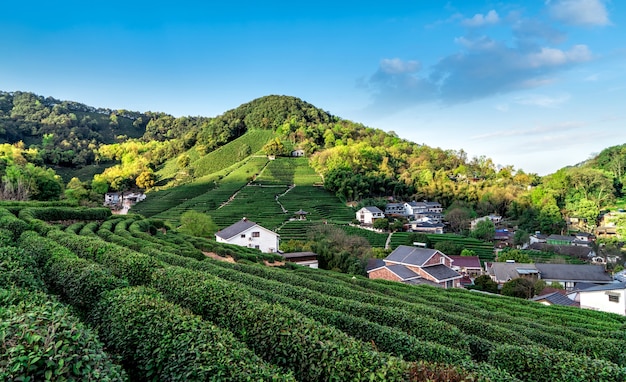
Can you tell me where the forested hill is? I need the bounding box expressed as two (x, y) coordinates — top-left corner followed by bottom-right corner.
(1, 90), (625, 240)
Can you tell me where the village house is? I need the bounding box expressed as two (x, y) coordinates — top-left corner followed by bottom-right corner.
(280, 251), (318, 268)
(470, 214), (502, 230)
(104, 191), (146, 214)
(367, 245), (462, 288)
(579, 282), (626, 316)
(355, 206), (384, 224)
(408, 220), (444, 234)
(448, 255), (483, 277)
(485, 262), (614, 291)
(215, 218), (279, 253)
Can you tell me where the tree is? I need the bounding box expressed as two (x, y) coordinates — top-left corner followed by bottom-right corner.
(445, 207), (472, 234)
(434, 241), (463, 256)
(501, 278), (534, 299)
(263, 138), (285, 156)
(534, 279), (547, 295)
(473, 275), (498, 293)
(405, 233), (431, 248)
(177, 210), (217, 238)
(373, 218), (389, 230)
(136, 171), (156, 190)
(497, 249), (533, 263)
(470, 219), (495, 242)
(460, 248), (475, 257)
(513, 229), (529, 247)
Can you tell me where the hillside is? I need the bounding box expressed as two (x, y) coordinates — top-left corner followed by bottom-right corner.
(2, 204), (626, 381)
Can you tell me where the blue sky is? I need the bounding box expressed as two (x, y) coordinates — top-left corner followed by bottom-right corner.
(2, 0), (625, 175)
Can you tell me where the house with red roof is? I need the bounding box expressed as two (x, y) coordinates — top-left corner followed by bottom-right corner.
(367, 245), (462, 288)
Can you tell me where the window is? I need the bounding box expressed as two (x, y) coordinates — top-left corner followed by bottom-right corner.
(240, 234), (246, 238)
(252, 231), (260, 238)
(255, 245), (260, 250)
(608, 294), (620, 303)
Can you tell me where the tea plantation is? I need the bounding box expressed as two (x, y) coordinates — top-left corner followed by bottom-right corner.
(2, 203), (626, 381)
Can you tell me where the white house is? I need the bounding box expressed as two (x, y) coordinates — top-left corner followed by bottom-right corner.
(579, 282), (626, 316)
(215, 218), (279, 253)
(356, 206), (384, 224)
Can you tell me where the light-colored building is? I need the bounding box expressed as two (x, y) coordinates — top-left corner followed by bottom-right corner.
(215, 218), (279, 253)
(470, 214), (502, 230)
(280, 251), (318, 268)
(579, 282), (626, 316)
(356, 206), (384, 224)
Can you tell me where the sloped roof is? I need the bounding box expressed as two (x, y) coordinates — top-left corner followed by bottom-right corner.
(366, 258), (386, 272)
(528, 243), (593, 258)
(385, 245), (440, 267)
(578, 281), (626, 292)
(487, 262), (538, 282)
(281, 251), (317, 259)
(547, 234), (574, 242)
(362, 206), (384, 214)
(532, 292), (578, 306)
(421, 264), (462, 282)
(215, 218), (276, 240)
(449, 255), (481, 269)
(535, 263), (613, 283)
(386, 264), (420, 281)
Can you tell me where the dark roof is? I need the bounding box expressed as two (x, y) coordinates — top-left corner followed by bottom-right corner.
(362, 206), (384, 214)
(421, 264), (461, 282)
(547, 234), (574, 242)
(366, 258), (386, 272)
(386, 265), (420, 281)
(412, 221), (444, 228)
(294, 209), (308, 215)
(579, 282), (626, 292)
(535, 263), (614, 283)
(528, 243), (593, 258)
(571, 282), (601, 292)
(215, 219), (261, 240)
(385, 245), (440, 267)
(532, 292), (578, 306)
(449, 255), (482, 269)
(281, 251), (317, 259)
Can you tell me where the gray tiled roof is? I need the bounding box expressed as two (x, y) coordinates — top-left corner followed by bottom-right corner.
(386, 265), (420, 281)
(366, 258), (386, 272)
(578, 281), (626, 292)
(281, 251), (317, 259)
(547, 234), (574, 242)
(215, 219), (258, 240)
(421, 264), (461, 282)
(385, 245), (439, 266)
(363, 206), (384, 213)
(535, 263), (614, 283)
(487, 262), (538, 282)
(532, 292), (577, 306)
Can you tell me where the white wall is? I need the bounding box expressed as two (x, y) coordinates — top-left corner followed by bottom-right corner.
(216, 225), (279, 253)
(580, 289), (626, 316)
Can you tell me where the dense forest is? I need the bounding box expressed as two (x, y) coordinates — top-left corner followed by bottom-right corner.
(1, 90), (625, 239)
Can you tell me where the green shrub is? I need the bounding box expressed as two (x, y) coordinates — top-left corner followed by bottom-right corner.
(92, 286), (294, 381)
(0, 246), (46, 291)
(0, 288), (126, 381)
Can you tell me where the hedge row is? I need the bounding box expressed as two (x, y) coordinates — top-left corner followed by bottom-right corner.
(0, 245), (46, 291)
(0, 288), (126, 381)
(149, 266), (412, 381)
(18, 231), (129, 313)
(47, 230), (161, 286)
(151, 251), (468, 352)
(489, 344), (626, 382)
(18, 206), (112, 222)
(92, 286), (295, 381)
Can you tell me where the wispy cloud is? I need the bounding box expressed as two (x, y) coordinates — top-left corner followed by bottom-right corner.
(470, 121), (585, 140)
(462, 10), (500, 27)
(547, 0), (611, 26)
(514, 93), (571, 107)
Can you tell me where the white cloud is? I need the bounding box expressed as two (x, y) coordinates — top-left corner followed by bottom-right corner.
(547, 0), (611, 26)
(525, 45), (591, 68)
(470, 121), (584, 139)
(454, 36), (496, 50)
(379, 58), (421, 74)
(514, 93), (571, 107)
(462, 10), (500, 27)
